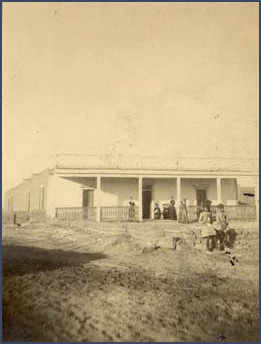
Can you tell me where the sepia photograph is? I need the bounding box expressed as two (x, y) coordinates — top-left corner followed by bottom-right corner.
(2, 2), (259, 342)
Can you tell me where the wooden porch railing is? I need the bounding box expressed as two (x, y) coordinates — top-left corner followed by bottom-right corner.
(56, 207), (97, 222)
(188, 205), (256, 222)
(2, 205), (256, 224)
(101, 206), (139, 222)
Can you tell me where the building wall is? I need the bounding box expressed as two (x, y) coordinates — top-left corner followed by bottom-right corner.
(98, 178), (139, 206)
(221, 179), (237, 204)
(4, 169), (50, 212)
(54, 177), (139, 208)
(31, 170), (50, 210)
(4, 181), (29, 212)
(237, 176), (259, 206)
(152, 179), (177, 207)
(54, 176), (83, 208)
(180, 178), (237, 205)
(180, 178), (217, 205)
(54, 176), (99, 209)
(54, 176), (139, 208)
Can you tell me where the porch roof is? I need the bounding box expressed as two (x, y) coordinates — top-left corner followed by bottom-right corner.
(55, 154), (258, 173)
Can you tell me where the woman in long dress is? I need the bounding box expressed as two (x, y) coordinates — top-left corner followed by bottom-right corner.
(178, 199), (189, 224)
(169, 197), (177, 220)
(128, 197), (136, 221)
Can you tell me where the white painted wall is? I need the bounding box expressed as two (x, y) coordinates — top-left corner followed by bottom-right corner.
(180, 178), (217, 205)
(4, 169), (50, 212)
(98, 178), (139, 206)
(54, 177), (139, 208)
(55, 176), (83, 208)
(221, 178), (237, 204)
(180, 178), (237, 205)
(152, 179), (177, 208)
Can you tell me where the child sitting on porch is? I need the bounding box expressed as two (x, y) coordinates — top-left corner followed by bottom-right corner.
(199, 206), (216, 252)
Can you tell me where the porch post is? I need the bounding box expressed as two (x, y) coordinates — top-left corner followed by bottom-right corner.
(177, 177), (181, 215)
(96, 176), (101, 222)
(138, 176), (143, 222)
(235, 178), (239, 201)
(217, 177), (222, 203)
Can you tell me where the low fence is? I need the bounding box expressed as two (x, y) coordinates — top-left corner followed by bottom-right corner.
(187, 206), (198, 221)
(223, 205), (256, 221)
(2, 205), (256, 224)
(2, 210), (46, 224)
(56, 207), (97, 222)
(188, 205), (256, 222)
(55, 206), (139, 222)
(101, 206), (139, 222)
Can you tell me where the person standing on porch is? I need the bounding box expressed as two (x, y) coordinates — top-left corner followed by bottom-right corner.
(128, 197), (136, 221)
(169, 197), (177, 220)
(178, 199), (189, 224)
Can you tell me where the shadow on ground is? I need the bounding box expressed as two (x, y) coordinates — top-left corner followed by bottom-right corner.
(2, 244), (107, 277)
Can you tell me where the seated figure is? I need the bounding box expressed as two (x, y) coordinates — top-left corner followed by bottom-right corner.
(154, 203), (161, 220)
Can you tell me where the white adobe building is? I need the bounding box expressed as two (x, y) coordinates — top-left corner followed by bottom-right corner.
(4, 154), (259, 222)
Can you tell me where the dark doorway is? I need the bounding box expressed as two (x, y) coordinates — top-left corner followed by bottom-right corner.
(142, 186), (152, 219)
(196, 189), (207, 206)
(82, 189), (94, 207)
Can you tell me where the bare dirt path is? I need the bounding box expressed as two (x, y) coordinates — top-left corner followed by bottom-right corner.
(2, 221), (259, 342)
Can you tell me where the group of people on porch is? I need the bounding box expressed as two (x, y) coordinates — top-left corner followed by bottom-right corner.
(153, 197), (190, 223)
(128, 196), (204, 223)
(153, 197), (178, 220)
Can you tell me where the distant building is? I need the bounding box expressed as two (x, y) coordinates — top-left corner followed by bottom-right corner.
(4, 155), (259, 221)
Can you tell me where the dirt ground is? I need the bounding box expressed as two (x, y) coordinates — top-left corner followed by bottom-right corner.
(2, 220), (259, 342)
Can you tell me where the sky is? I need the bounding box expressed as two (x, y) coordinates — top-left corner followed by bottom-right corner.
(2, 2), (259, 196)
